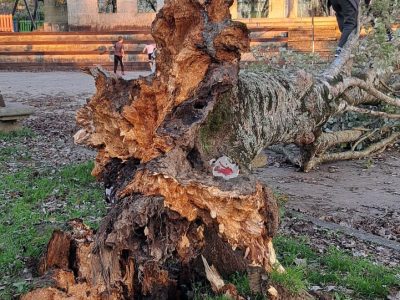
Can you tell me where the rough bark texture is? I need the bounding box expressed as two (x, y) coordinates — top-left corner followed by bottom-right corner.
(23, 0), (400, 299)
(23, 1), (282, 299)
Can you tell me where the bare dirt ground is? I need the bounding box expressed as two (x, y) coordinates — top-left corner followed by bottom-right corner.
(1, 71), (399, 268)
(260, 149), (400, 266)
(261, 150), (400, 241)
(0, 71), (148, 170)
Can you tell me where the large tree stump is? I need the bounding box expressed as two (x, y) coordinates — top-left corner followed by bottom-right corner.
(23, 1), (281, 299)
(23, 0), (400, 299)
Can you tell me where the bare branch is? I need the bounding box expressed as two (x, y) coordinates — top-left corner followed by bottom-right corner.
(303, 126), (395, 171)
(302, 130), (365, 171)
(334, 77), (400, 107)
(346, 105), (400, 119)
(304, 132), (400, 172)
(380, 80), (398, 94)
(351, 129), (379, 151)
(321, 31), (359, 80)
(342, 91), (380, 106)
(311, 130), (365, 154)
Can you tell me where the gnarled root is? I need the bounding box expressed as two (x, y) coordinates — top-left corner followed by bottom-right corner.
(303, 131), (399, 172)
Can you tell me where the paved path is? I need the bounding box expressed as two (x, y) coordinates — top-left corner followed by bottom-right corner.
(0, 71), (150, 99)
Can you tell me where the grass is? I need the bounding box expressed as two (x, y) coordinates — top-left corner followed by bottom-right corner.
(0, 130), (106, 299)
(197, 235), (399, 299)
(0, 128), (35, 142)
(0, 129), (34, 164)
(273, 235), (400, 299)
(273, 192), (289, 219)
(193, 273), (266, 300)
(270, 266), (307, 294)
(320, 248), (399, 296)
(269, 235), (313, 295)
(229, 272), (252, 296)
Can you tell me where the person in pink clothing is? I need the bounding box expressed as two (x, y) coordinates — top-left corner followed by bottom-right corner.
(114, 36), (125, 76)
(143, 44), (157, 72)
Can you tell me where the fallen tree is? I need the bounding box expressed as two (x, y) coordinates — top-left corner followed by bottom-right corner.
(23, 0), (400, 299)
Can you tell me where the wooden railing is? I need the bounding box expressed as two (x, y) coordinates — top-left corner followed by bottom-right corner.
(18, 20), (45, 32)
(0, 15), (13, 32)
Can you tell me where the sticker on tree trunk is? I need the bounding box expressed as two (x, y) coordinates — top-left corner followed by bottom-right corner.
(210, 156), (239, 180)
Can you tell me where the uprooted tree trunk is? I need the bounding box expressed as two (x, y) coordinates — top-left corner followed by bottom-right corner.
(23, 0), (400, 299)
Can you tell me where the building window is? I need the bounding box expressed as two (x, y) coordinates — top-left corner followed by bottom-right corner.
(298, 0), (331, 17)
(238, 0), (269, 18)
(99, 0), (117, 13)
(54, 0), (67, 6)
(138, 0), (157, 13)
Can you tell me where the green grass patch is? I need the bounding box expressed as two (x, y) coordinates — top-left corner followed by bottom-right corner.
(0, 145), (31, 163)
(273, 235), (400, 299)
(0, 128), (35, 142)
(273, 192), (289, 218)
(229, 272), (252, 296)
(0, 129), (34, 168)
(197, 295), (231, 300)
(174, 220), (398, 299)
(274, 235), (317, 266)
(192, 272), (266, 300)
(321, 248), (399, 297)
(0, 160), (106, 299)
(270, 266), (307, 294)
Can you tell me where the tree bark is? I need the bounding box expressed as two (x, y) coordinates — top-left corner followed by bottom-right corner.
(23, 0), (400, 299)
(23, 1), (281, 299)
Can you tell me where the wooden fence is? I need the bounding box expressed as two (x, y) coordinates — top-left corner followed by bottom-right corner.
(0, 14), (13, 32)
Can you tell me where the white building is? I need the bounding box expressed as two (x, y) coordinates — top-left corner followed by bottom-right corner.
(44, 0), (331, 31)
